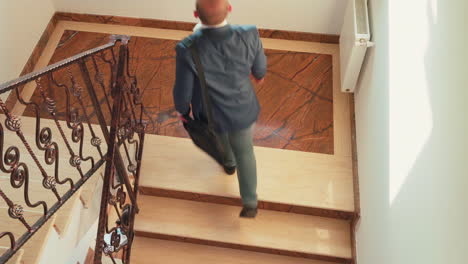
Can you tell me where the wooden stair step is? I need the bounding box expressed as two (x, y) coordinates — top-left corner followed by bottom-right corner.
(53, 188), (83, 237)
(102, 256), (123, 264)
(20, 215), (56, 264)
(0, 248), (23, 264)
(77, 174), (104, 241)
(132, 237), (339, 264)
(79, 171), (103, 209)
(0, 207), (56, 263)
(0, 208), (43, 248)
(135, 195), (352, 262)
(139, 134), (354, 218)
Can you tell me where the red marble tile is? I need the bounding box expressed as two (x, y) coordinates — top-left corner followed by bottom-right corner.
(17, 30), (334, 154)
(258, 28), (340, 44)
(252, 127), (291, 149)
(158, 124), (188, 139)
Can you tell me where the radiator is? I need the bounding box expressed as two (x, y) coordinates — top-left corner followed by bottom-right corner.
(340, 0), (373, 93)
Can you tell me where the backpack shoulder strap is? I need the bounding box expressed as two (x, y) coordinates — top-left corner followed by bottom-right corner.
(184, 38), (216, 130)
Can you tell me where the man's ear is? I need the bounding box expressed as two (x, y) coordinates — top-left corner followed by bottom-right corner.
(194, 10), (199, 18)
(228, 4), (232, 12)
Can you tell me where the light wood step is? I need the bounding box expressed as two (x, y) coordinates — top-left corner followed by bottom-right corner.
(53, 188), (83, 237)
(102, 256), (123, 264)
(0, 248), (23, 264)
(79, 171), (102, 209)
(139, 134), (354, 218)
(51, 168), (105, 240)
(135, 195), (352, 262)
(0, 208), (43, 249)
(132, 237), (339, 264)
(0, 214), (57, 264)
(21, 215), (56, 264)
(77, 173), (103, 243)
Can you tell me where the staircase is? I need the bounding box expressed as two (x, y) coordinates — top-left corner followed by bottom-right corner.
(130, 134), (355, 263)
(0, 30), (357, 263)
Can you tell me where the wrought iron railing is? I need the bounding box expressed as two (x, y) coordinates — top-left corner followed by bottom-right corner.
(0, 35), (147, 264)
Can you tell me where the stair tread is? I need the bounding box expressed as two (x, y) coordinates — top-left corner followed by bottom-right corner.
(140, 134), (354, 212)
(135, 195), (352, 259)
(80, 170), (102, 208)
(0, 248), (23, 264)
(53, 188), (82, 237)
(132, 237), (337, 264)
(0, 208), (43, 248)
(21, 215), (56, 264)
(0, 213), (56, 264)
(0, 207), (55, 263)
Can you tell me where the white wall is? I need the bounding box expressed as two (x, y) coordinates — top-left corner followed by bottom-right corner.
(353, 0), (389, 261)
(52, 0), (347, 35)
(0, 0), (55, 84)
(355, 0), (468, 263)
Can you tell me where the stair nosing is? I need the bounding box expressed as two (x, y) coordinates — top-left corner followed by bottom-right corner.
(135, 195), (353, 262)
(139, 186), (356, 220)
(139, 133), (355, 215)
(134, 231), (352, 263)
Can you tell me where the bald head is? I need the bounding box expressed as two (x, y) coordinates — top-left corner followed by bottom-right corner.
(196, 0), (230, 26)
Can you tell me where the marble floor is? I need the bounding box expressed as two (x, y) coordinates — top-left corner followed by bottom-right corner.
(10, 22), (346, 155)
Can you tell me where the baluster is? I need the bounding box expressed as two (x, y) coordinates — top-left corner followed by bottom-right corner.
(0, 188), (31, 231)
(15, 78), (75, 191)
(78, 49), (138, 214)
(91, 54), (113, 114)
(50, 71), (104, 159)
(94, 40), (129, 264)
(0, 98), (61, 202)
(36, 78), (90, 180)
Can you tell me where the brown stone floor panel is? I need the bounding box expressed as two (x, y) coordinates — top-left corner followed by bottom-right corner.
(14, 30), (334, 154)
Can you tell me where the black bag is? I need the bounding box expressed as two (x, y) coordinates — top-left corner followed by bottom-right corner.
(181, 38), (225, 166)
